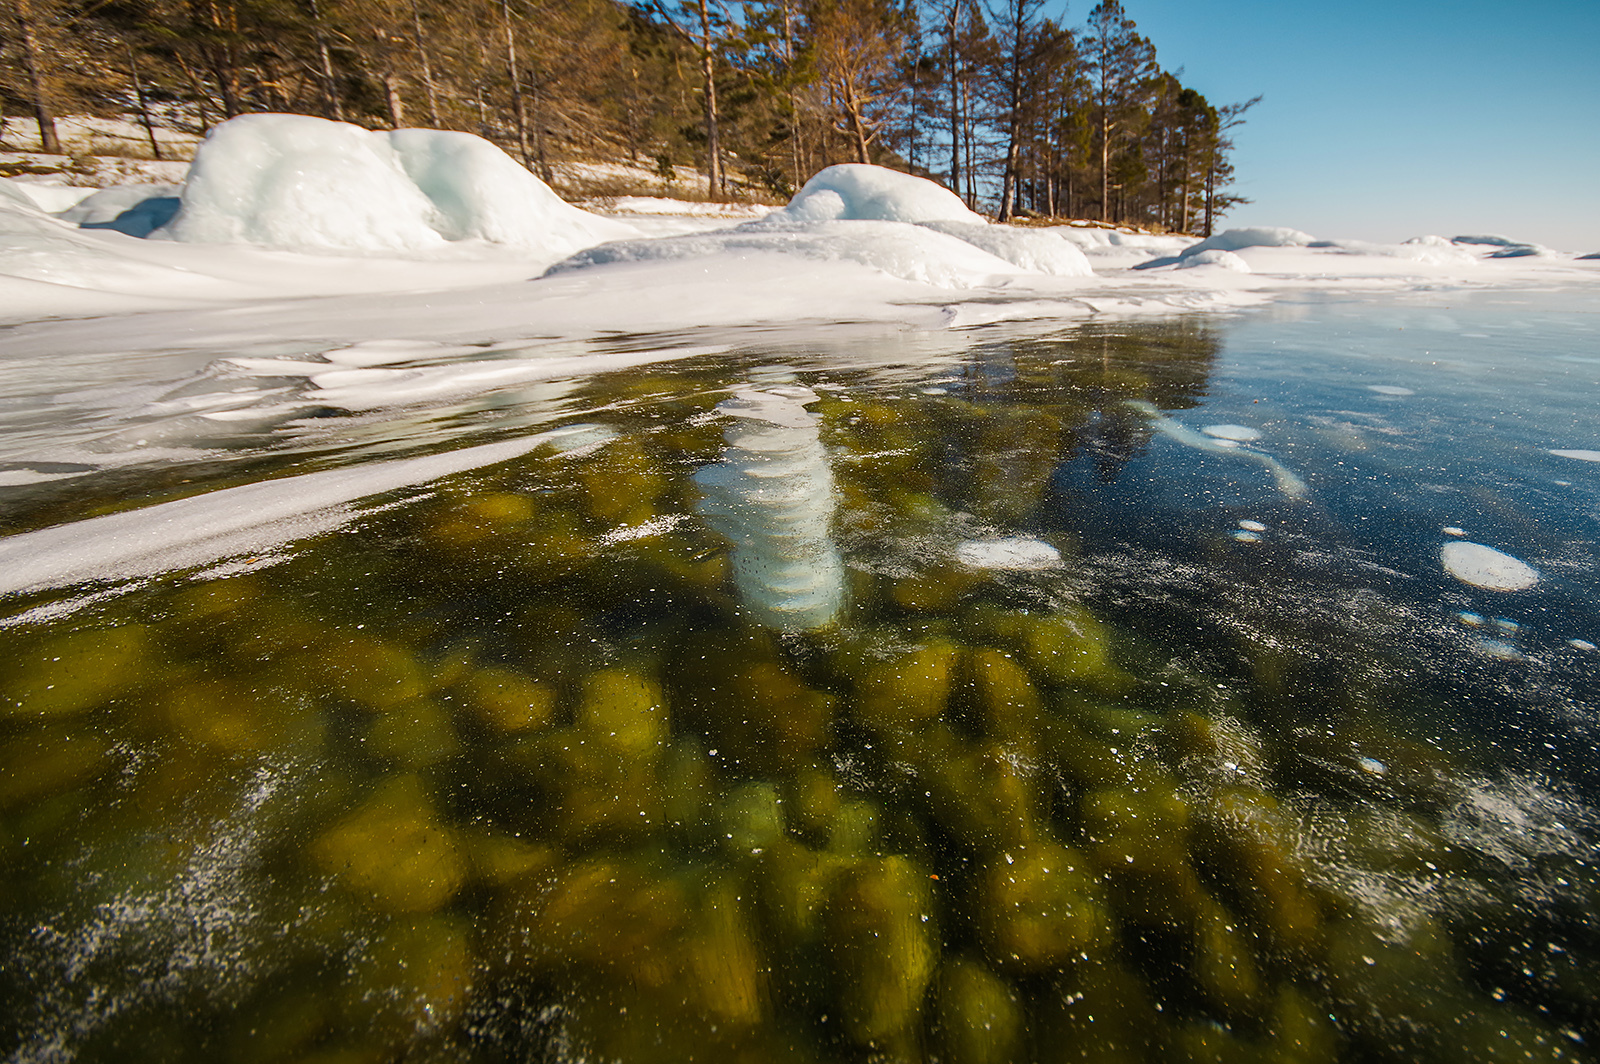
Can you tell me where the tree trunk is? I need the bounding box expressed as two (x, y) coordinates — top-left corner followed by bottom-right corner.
(125, 41), (163, 159)
(694, 0), (722, 198)
(409, 0), (441, 127)
(13, 0), (61, 153)
(383, 72), (405, 128)
(945, 0), (960, 195)
(309, 0), (344, 121)
(500, 0), (531, 166)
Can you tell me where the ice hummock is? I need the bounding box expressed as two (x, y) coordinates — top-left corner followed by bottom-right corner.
(161, 113), (635, 255)
(693, 385), (845, 632)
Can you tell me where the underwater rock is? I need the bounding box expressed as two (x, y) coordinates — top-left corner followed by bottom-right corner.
(459, 665), (555, 734)
(310, 774), (466, 913)
(933, 955), (1026, 1064)
(854, 638), (963, 736)
(577, 666), (669, 758)
(319, 633), (429, 710)
(823, 855), (939, 1053)
(1325, 915), (1576, 1064)
(0, 624), (155, 718)
(366, 698), (461, 767)
(977, 839), (1111, 971)
(978, 606), (1132, 693)
(694, 385), (846, 632)
(0, 728), (113, 809)
(341, 915), (475, 1044)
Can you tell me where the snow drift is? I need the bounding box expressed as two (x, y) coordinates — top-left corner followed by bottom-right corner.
(552, 164), (1091, 284)
(162, 113), (635, 256)
(1179, 227), (1316, 258)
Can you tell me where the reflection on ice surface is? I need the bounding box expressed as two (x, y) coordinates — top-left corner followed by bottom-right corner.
(694, 384), (845, 632)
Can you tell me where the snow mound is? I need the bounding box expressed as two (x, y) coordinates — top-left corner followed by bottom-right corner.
(766, 164), (983, 225)
(162, 114), (632, 255)
(1175, 248), (1252, 272)
(917, 220), (1093, 277)
(388, 128), (635, 251)
(1180, 226), (1315, 257)
(60, 184), (183, 238)
(165, 114), (445, 251)
(1053, 227), (1187, 252)
(547, 219), (1034, 288)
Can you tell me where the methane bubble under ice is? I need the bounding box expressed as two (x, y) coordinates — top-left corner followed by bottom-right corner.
(1440, 541), (1540, 592)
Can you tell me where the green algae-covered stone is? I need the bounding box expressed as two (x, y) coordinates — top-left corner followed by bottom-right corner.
(1, 624), (155, 718)
(1193, 895), (1267, 1019)
(499, 853), (690, 975)
(855, 639), (963, 736)
(319, 633), (428, 710)
(341, 914), (475, 1042)
(969, 647), (1046, 743)
(366, 697), (461, 767)
(716, 780), (786, 852)
(577, 666), (669, 758)
(1034, 956), (1162, 1064)
(933, 955), (1025, 1064)
(914, 730), (1041, 850)
(676, 875), (770, 1028)
(1267, 986), (1342, 1064)
(0, 728), (113, 810)
(1191, 787), (1323, 953)
(426, 491), (535, 548)
(459, 825), (559, 887)
(310, 774), (465, 913)
(577, 437), (667, 526)
(1081, 785), (1211, 929)
(1325, 914), (1577, 1064)
(985, 606), (1132, 693)
(459, 665), (555, 734)
(977, 839), (1110, 971)
(160, 677), (303, 757)
(785, 762), (843, 845)
(823, 854), (939, 1053)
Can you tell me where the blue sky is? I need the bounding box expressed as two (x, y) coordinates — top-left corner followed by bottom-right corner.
(1083, 0), (1600, 250)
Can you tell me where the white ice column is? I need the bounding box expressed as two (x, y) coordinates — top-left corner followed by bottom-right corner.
(693, 385), (845, 632)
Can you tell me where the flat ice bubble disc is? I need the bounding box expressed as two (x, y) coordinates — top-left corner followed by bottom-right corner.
(955, 537), (1062, 571)
(1440, 541), (1540, 592)
(1369, 385), (1415, 396)
(1549, 449), (1600, 462)
(1202, 424), (1262, 442)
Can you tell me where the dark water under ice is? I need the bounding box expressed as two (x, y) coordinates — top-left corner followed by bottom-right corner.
(1, 287), (1598, 1063)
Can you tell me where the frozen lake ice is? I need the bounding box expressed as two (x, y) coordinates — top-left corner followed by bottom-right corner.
(1, 286), (1598, 1063)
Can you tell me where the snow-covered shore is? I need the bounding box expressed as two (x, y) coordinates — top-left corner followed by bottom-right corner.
(3, 114), (1597, 362)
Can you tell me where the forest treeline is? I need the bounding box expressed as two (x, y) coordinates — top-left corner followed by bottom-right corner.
(2, 0), (1256, 231)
